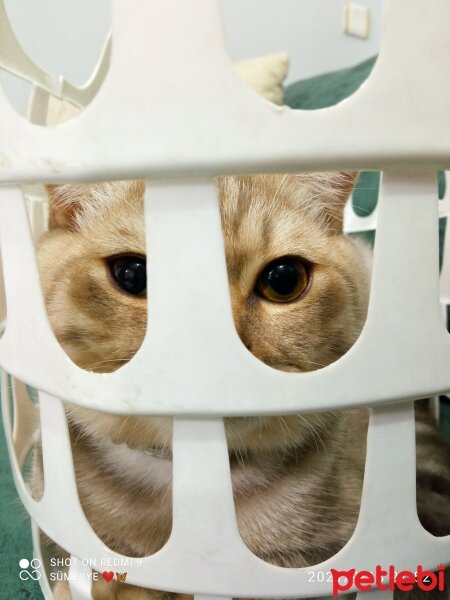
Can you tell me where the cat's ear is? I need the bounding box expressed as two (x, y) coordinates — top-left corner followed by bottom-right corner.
(45, 184), (87, 229)
(310, 171), (357, 234)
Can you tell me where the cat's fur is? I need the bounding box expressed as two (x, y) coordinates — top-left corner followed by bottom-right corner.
(34, 174), (450, 600)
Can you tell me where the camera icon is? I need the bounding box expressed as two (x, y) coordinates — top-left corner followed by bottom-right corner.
(19, 558), (42, 581)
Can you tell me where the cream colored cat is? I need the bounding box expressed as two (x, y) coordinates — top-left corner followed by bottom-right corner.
(35, 173), (450, 600)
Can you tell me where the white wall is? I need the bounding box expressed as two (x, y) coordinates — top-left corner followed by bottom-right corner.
(221, 0), (383, 83)
(1, 0), (112, 113)
(1, 0), (383, 113)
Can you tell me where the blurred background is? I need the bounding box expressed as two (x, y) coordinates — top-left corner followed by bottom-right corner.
(1, 0), (383, 113)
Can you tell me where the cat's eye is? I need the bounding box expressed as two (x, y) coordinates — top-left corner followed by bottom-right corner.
(110, 256), (147, 296)
(255, 257), (309, 303)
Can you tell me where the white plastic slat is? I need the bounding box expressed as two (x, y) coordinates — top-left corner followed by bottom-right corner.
(344, 199), (379, 233)
(1, 391), (447, 598)
(11, 377), (38, 468)
(440, 209), (450, 305)
(345, 171), (449, 235)
(1, 174), (449, 416)
(0, 0), (449, 183)
(195, 596), (231, 600)
(68, 557), (93, 600)
(31, 520), (55, 600)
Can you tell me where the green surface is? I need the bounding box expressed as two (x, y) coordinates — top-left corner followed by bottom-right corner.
(284, 56), (377, 109)
(1, 55), (449, 599)
(0, 407), (42, 599)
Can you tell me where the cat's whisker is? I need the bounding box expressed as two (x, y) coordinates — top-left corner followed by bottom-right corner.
(295, 415), (326, 455)
(268, 173), (289, 217)
(278, 416), (300, 455)
(257, 416), (265, 442)
(233, 446), (246, 469)
(351, 203), (373, 215)
(277, 417), (289, 461)
(116, 415), (133, 441)
(303, 359), (329, 370)
(73, 422), (88, 446)
(79, 355), (135, 372)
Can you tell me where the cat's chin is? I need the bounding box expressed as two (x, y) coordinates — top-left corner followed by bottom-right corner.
(67, 404), (331, 464)
(224, 414), (333, 456)
(116, 437), (275, 475)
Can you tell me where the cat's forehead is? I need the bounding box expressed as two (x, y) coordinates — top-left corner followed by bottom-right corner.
(81, 175), (311, 234)
(76, 181), (146, 255)
(77, 175), (339, 261)
(218, 174), (338, 232)
(218, 175), (334, 266)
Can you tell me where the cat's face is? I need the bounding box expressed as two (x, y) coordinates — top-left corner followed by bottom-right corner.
(39, 174), (370, 455)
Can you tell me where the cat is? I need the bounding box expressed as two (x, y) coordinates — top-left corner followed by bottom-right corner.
(33, 173), (450, 600)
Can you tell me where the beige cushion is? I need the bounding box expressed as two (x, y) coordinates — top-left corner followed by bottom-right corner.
(235, 52), (289, 105)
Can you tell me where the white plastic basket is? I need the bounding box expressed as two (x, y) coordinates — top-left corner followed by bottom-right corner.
(0, 2), (449, 599)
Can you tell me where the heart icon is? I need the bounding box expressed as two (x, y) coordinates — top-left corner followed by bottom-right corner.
(102, 571), (114, 582)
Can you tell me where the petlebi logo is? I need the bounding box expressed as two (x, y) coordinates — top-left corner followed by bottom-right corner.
(330, 564), (446, 596)
(19, 558), (42, 581)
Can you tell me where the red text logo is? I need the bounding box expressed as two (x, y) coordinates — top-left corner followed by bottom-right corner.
(330, 564), (446, 596)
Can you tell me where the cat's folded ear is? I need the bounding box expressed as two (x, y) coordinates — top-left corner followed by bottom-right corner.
(45, 184), (91, 230)
(308, 171), (357, 234)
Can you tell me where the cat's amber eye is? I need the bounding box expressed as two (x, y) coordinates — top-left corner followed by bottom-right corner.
(255, 257), (309, 303)
(110, 256), (147, 296)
